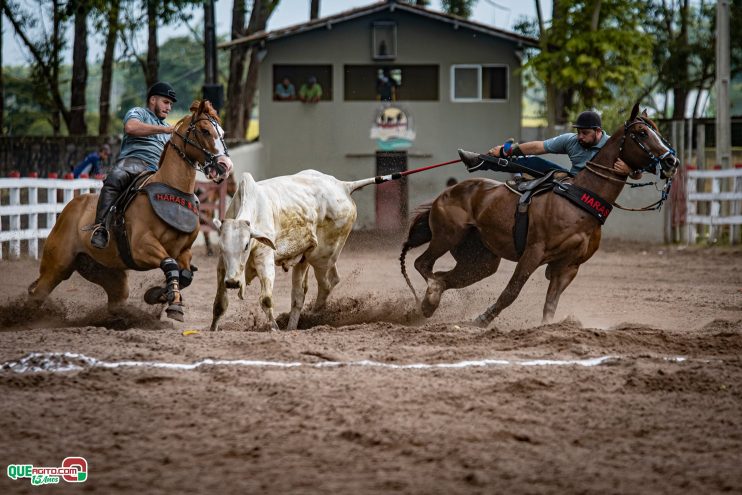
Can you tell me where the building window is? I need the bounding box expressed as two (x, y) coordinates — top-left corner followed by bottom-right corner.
(272, 65), (333, 102)
(372, 22), (396, 60)
(450, 64), (508, 102)
(344, 65), (438, 101)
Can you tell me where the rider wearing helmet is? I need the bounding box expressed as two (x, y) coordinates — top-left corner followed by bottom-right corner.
(89, 82), (177, 249)
(475, 110), (634, 177)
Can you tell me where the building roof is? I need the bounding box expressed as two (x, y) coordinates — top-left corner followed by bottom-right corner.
(219, 0), (539, 51)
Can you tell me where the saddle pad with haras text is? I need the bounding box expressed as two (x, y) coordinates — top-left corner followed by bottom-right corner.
(143, 183), (200, 233)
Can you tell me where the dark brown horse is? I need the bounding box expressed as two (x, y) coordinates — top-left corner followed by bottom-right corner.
(400, 104), (679, 327)
(28, 100), (233, 321)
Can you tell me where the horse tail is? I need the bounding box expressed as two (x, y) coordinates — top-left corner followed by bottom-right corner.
(400, 203), (433, 304)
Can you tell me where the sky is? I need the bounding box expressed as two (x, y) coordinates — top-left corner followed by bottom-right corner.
(2, 0), (548, 67)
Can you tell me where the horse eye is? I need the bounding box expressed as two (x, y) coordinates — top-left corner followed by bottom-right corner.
(639, 130), (648, 138)
(200, 128), (211, 136)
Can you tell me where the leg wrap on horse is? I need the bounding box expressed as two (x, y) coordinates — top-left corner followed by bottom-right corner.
(161, 258), (180, 303)
(179, 267), (196, 289)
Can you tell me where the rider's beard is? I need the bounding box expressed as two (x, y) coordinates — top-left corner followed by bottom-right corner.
(578, 135), (598, 148)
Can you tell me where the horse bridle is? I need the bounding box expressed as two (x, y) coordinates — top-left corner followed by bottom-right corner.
(619, 117), (676, 177)
(585, 117), (677, 211)
(170, 114), (230, 183)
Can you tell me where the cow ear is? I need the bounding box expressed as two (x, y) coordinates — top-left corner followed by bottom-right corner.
(213, 218), (222, 231)
(250, 228), (276, 250)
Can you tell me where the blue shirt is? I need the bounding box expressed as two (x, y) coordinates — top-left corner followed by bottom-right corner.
(543, 132), (610, 174)
(118, 107), (171, 169)
(72, 152), (104, 178)
(275, 82), (296, 99)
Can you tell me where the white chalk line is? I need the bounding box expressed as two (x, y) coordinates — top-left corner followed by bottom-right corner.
(0, 352), (687, 374)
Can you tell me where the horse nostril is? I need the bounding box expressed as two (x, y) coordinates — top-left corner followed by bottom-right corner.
(224, 280), (240, 289)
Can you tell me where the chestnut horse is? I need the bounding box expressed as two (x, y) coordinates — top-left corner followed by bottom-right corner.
(28, 100), (233, 321)
(400, 104), (679, 327)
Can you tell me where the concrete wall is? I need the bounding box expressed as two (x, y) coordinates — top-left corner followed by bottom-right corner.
(257, 10), (526, 228)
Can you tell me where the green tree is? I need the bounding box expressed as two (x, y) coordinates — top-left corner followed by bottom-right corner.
(441, 0), (476, 18)
(524, 0), (654, 128)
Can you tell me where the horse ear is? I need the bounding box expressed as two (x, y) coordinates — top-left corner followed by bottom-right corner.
(641, 108), (648, 118)
(189, 100), (200, 113)
(630, 102), (640, 121)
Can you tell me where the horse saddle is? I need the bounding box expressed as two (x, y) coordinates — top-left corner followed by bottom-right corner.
(109, 172), (200, 270)
(503, 170), (559, 258)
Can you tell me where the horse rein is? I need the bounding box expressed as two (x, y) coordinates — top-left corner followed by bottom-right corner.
(169, 114), (230, 182)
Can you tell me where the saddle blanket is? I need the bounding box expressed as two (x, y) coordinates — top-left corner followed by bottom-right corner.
(143, 183), (200, 233)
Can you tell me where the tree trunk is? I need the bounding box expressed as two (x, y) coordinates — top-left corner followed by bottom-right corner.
(51, 0), (62, 135)
(239, 0), (280, 138)
(672, 0), (690, 120)
(99, 0), (120, 135)
(225, 0), (248, 137)
(241, 47), (261, 137)
(146, 0), (159, 88)
(70, 2), (89, 135)
(540, 0), (569, 134)
(310, 0), (319, 19)
(0, 12), (4, 134)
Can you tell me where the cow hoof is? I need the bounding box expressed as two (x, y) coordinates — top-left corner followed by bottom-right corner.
(472, 314), (491, 328)
(166, 304), (185, 322)
(144, 286), (167, 305)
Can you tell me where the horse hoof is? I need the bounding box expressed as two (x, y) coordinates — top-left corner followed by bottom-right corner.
(421, 280), (444, 317)
(144, 286), (167, 305)
(166, 304), (185, 322)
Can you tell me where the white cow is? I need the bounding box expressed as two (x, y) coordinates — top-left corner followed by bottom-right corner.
(210, 170), (376, 331)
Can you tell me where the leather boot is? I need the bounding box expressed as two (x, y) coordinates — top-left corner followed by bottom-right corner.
(458, 149), (485, 171)
(90, 181), (120, 249)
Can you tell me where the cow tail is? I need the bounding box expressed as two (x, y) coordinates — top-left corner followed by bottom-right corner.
(345, 177), (379, 194)
(400, 203), (433, 304)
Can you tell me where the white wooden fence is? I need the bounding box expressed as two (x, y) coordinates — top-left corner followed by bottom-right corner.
(686, 167), (742, 244)
(0, 178), (103, 260)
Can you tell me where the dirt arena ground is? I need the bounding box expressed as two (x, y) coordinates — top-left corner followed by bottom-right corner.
(0, 232), (740, 494)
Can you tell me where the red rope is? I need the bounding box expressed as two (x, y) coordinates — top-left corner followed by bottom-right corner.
(399, 158), (462, 176)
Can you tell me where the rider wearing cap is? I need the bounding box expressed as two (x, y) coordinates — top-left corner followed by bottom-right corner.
(479, 110), (634, 177)
(89, 82), (177, 249)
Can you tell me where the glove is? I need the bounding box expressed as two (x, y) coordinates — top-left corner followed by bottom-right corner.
(499, 139), (523, 158)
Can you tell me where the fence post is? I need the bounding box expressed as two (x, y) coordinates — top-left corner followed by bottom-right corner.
(710, 166), (721, 242)
(29, 181), (39, 258)
(9, 185), (21, 258)
(733, 164), (742, 245)
(686, 166), (697, 244)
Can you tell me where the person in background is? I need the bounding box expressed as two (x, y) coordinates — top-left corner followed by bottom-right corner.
(299, 76), (323, 103)
(72, 144), (111, 178)
(376, 68), (398, 102)
(274, 76), (296, 101)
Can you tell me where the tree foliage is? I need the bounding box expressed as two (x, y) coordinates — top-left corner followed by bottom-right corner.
(441, 0), (476, 18)
(526, 0), (654, 123)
